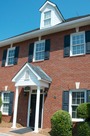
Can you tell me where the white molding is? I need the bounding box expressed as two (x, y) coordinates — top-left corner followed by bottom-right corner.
(12, 86), (19, 129)
(0, 16), (90, 47)
(34, 86), (41, 133)
(41, 89), (45, 129)
(27, 90), (32, 127)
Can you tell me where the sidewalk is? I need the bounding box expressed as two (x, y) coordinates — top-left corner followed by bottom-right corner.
(0, 127), (45, 136)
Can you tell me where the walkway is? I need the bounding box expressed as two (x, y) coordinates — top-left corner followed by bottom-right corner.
(0, 127), (45, 136)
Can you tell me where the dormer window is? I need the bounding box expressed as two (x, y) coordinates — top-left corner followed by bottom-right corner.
(44, 11), (51, 27)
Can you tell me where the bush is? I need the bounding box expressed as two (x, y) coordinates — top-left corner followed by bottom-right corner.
(51, 110), (72, 136)
(77, 103), (90, 120)
(78, 122), (90, 136)
(0, 111), (2, 123)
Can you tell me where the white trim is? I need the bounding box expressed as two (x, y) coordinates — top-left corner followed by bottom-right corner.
(41, 89), (45, 129)
(12, 63), (41, 82)
(70, 31), (86, 56)
(27, 90), (32, 127)
(5, 47), (15, 66)
(69, 89), (87, 122)
(39, 1), (56, 12)
(12, 86), (19, 128)
(0, 16), (90, 47)
(34, 86), (41, 133)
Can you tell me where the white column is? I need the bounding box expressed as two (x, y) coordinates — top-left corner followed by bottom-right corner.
(12, 86), (19, 128)
(27, 90), (31, 127)
(34, 86), (40, 133)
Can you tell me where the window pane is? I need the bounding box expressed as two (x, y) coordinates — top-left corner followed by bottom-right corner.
(44, 19), (51, 26)
(72, 44), (84, 55)
(3, 104), (9, 113)
(3, 93), (10, 103)
(44, 11), (51, 19)
(8, 57), (14, 65)
(36, 52), (44, 60)
(72, 106), (77, 118)
(8, 50), (15, 57)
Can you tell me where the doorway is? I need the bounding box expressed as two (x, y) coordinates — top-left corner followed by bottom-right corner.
(29, 93), (43, 129)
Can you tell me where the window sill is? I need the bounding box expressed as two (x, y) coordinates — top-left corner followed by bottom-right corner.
(33, 59), (44, 63)
(72, 118), (85, 122)
(5, 64), (14, 67)
(2, 112), (9, 116)
(70, 53), (86, 58)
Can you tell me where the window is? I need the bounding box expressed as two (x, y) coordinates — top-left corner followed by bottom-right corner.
(70, 32), (85, 56)
(44, 11), (51, 27)
(1, 92), (10, 115)
(6, 47), (15, 66)
(34, 40), (45, 61)
(70, 90), (86, 121)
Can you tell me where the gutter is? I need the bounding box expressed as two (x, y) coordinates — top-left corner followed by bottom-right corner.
(0, 16), (90, 47)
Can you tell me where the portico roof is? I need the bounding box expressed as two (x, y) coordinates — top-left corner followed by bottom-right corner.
(12, 63), (52, 87)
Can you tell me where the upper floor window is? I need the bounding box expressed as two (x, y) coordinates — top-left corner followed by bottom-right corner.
(44, 11), (51, 27)
(6, 47), (15, 66)
(70, 32), (85, 56)
(34, 40), (45, 61)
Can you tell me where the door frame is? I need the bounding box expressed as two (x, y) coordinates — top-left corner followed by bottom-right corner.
(27, 88), (44, 129)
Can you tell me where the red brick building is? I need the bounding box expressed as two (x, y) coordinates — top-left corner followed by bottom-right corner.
(0, 1), (90, 132)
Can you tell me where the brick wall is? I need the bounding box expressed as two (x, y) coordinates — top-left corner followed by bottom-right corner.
(0, 25), (90, 128)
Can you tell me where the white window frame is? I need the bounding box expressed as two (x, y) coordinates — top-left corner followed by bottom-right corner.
(6, 47), (15, 66)
(33, 40), (45, 62)
(44, 10), (51, 27)
(1, 92), (10, 115)
(69, 90), (86, 122)
(70, 32), (86, 56)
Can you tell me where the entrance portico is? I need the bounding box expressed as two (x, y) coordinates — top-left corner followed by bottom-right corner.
(12, 63), (52, 132)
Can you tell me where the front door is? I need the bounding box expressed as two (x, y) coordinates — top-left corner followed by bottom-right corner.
(29, 94), (43, 129)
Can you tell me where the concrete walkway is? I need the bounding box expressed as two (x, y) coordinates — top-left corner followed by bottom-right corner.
(0, 127), (45, 136)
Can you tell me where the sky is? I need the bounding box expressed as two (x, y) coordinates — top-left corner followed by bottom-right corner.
(0, 0), (90, 41)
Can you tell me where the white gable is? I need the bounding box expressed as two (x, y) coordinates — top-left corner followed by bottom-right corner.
(13, 66), (39, 87)
(12, 63), (51, 87)
(39, 1), (64, 29)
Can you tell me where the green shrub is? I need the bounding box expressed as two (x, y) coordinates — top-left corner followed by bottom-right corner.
(0, 111), (2, 123)
(51, 110), (72, 136)
(77, 103), (90, 120)
(78, 122), (90, 136)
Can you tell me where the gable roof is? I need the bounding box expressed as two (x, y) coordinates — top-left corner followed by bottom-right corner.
(12, 63), (52, 83)
(39, 0), (65, 22)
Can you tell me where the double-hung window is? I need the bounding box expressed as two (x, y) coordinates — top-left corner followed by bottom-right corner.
(44, 11), (51, 27)
(70, 90), (86, 121)
(70, 32), (85, 56)
(1, 92), (10, 115)
(6, 47), (15, 66)
(34, 40), (45, 61)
